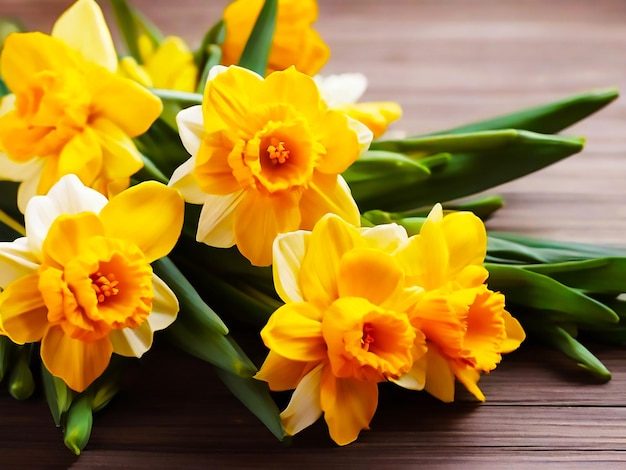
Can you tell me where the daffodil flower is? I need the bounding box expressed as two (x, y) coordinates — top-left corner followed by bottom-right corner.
(394, 204), (526, 402)
(221, 0), (329, 76)
(255, 214), (427, 445)
(169, 65), (372, 266)
(314, 73), (403, 139)
(0, 0), (163, 212)
(0, 174), (184, 392)
(119, 35), (198, 93)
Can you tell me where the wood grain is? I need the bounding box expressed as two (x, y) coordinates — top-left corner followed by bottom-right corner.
(1, 0), (626, 468)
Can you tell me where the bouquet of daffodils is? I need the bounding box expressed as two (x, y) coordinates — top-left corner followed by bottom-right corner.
(0, 0), (623, 453)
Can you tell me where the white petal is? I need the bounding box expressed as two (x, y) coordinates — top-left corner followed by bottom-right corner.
(280, 363), (324, 437)
(426, 203), (444, 223)
(207, 64), (230, 81)
(391, 360), (426, 391)
(359, 223), (409, 253)
(346, 115), (373, 154)
(314, 73), (368, 107)
(24, 174), (108, 256)
(272, 230), (310, 303)
(168, 156), (208, 204)
(0, 94), (16, 116)
(51, 0), (118, 72)
(14, 162), (43, 214)
(147, 274), (179, 332)
(176, 105), (204, 156)
(109, 321), (153, 358)
(196, 190), (245, 248)
(0, 237), (40, 287)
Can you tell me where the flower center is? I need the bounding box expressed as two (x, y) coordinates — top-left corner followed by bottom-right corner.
(361, 323), (375, 350)
(267, 138), (290, 165)
(90, 271), (120, 303)
(322, 297), (415, 381)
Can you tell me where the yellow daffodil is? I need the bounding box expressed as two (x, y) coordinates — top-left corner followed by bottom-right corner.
(0, 174), (184, 392)
(255, 214), (427, 445)
(314, 73), (403, 139)
(394, 204), (526, 402)
(119, 35), (198, 92)
(221, 0), (330, 76)
(169, 65), (372, 266)
(0, 0), (162, 212)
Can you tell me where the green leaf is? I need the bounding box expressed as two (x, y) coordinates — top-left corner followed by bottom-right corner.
(41, 364), (74, 426)
(237, 0), (278, 75)
(108, 0), (142, 62)
(166, 320), (256, 377)
(486, 264), (619, 326)
(365, 130), (583, 212)
(128, 3), (164, 47)
(0, 336), (16, 382)
(523, 257), (626, 295)
(214, 367), (285, 441)
(152, 257), (229, 335)
(8, 345), (35, 400)
(343, 151), (432, 210)
(63, 393), (93, 455)
(487, 232), (626, 265)
(426, 87), (619, 136)
(528, 323), (611, 381)
(195, 44), (223, 94)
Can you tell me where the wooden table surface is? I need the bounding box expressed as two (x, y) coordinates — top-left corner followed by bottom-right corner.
(2, 0), (626, 468)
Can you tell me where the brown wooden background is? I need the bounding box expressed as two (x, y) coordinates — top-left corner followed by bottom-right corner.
(1, 0), (626, 468)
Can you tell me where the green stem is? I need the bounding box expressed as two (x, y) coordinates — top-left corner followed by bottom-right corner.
(0, 210), (25, 236)
(151, 88), (203, 104)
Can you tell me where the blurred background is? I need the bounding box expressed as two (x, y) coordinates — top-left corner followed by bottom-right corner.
(2, 0), (626, 241)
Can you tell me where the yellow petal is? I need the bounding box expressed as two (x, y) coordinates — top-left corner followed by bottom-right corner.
(109, 321), (153, 358)
(203, 66), (263, 136)
(147, 274), (179, 332)
(89, 69), (163, 137)
(0, 274), (48, 344)
(40, 212), (105, 268)
(260, 302), (326, 362)
(314, 110), (364, 175)
(500, 310), (526, 353)
(261, 67), (322, 122)
(441, 211), (487, 278)
(280, 363), (324, 437)
(360, 222), (409, 253)
(392, 347), (427, 391)
(423, 344), (456, 403)
(54, 128), (103, 190)
(336, 101), (402, 139)
(41, 324), (113, 392)
(51, 0), (117, 72)
(452, 363), (485, 402)
(337, 248), (404, 306)
(0, 33), (77, 93)
(233, 190), (301, 266)
(320, 369), (378, 446)
(99, 181), (184, 262)
(299, 213), (362, 307)
(255, 351), (316, 391)
(299, 174), (360, 231)
(272, 230), (310, 303)
(90, 117), (144, 180)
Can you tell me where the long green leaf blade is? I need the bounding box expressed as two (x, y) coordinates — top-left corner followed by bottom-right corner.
(237, 0), (278, 75)
(426, 87), (619, 136)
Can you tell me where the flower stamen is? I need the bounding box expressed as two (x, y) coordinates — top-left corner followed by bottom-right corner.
(267, 137), (290, 165)
(91, 272), (120, 303)
(361, 323), (375, 350)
